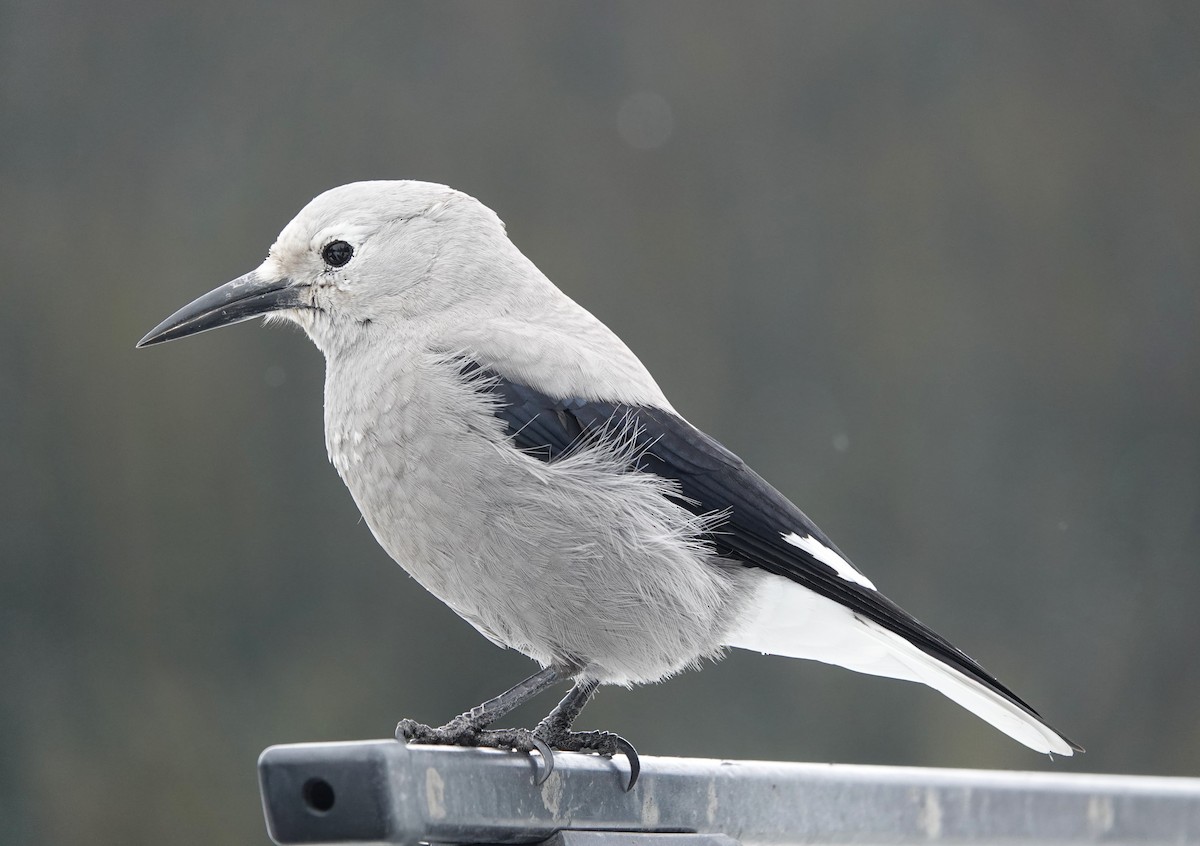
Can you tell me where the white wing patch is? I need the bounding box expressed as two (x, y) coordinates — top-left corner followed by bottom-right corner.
(782, 531), (876, 590)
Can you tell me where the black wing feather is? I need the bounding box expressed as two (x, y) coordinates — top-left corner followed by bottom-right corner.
(469, 363), (1060, 727)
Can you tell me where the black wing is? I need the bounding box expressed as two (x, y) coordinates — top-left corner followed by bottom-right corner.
(465, 362), (1066, 725)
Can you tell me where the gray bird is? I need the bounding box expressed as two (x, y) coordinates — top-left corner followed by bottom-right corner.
(139, 181), (1080, 788)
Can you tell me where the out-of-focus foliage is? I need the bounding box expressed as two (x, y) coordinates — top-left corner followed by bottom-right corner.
(2, 2), (1197, 843)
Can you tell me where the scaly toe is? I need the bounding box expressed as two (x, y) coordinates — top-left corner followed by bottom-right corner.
(395, 718), (480, 746)
(534, 728), (641, 791)
(395, 718), (432, 742)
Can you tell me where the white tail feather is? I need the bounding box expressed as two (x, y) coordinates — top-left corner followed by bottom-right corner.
(724, 574), (1074, 756)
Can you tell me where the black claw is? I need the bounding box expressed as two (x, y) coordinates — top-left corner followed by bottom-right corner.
(530, 735), (556, 785)
(613, 736), (640, 791)
(530, 726), (640, 791)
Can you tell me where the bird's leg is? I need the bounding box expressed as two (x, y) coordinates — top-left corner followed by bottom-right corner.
(396, 666), (562, 747)
(534, 678), (600, 736)
(531, 679), (641, 791)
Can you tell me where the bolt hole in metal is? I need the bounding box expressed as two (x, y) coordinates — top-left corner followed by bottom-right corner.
(302, 777), (336, 814)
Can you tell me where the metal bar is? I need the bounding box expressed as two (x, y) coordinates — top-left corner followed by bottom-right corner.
(258, 740), (1200, 845)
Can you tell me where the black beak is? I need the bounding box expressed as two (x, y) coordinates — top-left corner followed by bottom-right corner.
(136, 271), (306, 348)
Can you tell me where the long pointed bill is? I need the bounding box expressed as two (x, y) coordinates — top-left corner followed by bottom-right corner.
(136, 271), (307, 348)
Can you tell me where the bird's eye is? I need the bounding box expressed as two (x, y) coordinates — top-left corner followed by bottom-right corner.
(321, 240), (354, 268)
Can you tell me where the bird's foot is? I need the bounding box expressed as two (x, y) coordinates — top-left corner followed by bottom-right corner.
(396, 718), (638, 790)
(532, 726), (641, 791)
(396, 719), (555, 782)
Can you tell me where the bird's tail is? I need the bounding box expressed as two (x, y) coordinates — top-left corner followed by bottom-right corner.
(724, 575), (1080, 756)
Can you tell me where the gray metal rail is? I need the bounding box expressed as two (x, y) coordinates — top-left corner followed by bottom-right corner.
(258, 740), (1200, 845)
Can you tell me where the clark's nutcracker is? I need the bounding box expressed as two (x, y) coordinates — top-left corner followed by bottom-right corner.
(139, 181), (1080, 788)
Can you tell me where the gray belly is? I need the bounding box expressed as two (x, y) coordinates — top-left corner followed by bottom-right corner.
(329, 407), (755, 685)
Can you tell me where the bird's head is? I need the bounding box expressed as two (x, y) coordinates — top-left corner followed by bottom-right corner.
(137, 180), (517, 355)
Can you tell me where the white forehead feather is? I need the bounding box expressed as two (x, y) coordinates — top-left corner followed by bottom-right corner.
(271, 180), (505, 257)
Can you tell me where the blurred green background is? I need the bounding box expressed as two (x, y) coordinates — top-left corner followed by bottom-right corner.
(3, 2), (1198, 843)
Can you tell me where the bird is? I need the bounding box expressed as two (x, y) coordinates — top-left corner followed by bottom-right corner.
(138, 180), (1080, 789)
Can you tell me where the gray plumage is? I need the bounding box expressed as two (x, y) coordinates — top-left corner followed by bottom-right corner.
(139, 180), (1079, 762)
(325, 347), (754, 685)
(293, 183), (755, 685)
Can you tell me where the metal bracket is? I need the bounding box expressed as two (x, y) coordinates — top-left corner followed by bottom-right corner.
(258, 739), (1200, 845)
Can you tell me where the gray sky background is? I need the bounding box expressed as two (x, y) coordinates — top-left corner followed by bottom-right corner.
(2, 3), (1198, 843)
